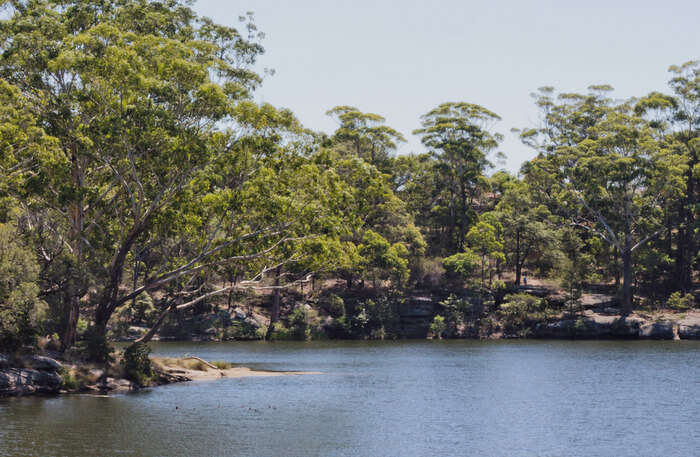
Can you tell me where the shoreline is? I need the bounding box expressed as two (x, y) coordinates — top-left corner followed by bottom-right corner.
(0, 355), (320, 398)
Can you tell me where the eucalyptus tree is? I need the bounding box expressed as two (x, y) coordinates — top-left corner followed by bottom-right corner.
(485, 180), (560, 286)
(326, 105), (405, 172)
(522, 87), (685, 314)
(414, 102), (502, 254)
(0, 0), (344, 356)
(312, 149), (425, 290)
(635, 61), (699, 293)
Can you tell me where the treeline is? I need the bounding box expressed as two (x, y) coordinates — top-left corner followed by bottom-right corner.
(0, 1), (697, 358)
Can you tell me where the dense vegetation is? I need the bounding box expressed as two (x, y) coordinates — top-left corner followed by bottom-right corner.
(0, 1), (697, 359)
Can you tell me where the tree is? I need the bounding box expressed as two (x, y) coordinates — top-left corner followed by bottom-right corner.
(414, 102), (502, 253)
(326, 106), (405, 171)
(465, 221), (505, 289)
(0, 0), (344, 356)
(635, 61), (699, 293)
(522, 88), (685, 314)
(486, 180), (560, 285)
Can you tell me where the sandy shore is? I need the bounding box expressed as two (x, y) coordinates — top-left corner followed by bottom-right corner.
(152, 358), (321, 382)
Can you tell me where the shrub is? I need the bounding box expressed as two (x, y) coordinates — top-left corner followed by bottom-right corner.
(438, 295), (474, 337)
(122, 342), (152, 387)
(667, 292), (695, 310)
(499, 293), (546, 336)
(59, 367), (79, 391)
(429, 315), (446, 339)
(323, 294), (345, 317)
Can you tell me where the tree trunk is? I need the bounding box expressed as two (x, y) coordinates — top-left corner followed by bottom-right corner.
(60, 142), (83, 352)
(93, 225), (144, 338)
(621, 245), (633, 315)
(265, 265), (282, 340)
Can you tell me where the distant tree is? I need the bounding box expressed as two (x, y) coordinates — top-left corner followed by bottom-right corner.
(522, 87), (685, 314)
(326, 106), (405, 171)
(414, 102), (502, 253)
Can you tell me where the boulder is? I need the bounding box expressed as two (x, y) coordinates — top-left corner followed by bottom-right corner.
(101, 377), (134, 392)
(232, 307), (247, 320)
(639, 321), (675, 339)
(204, 327), (218, 335)
(23, 355), (62, 371)
(0, 368), (61, 396)
(0, 354), (9, 369)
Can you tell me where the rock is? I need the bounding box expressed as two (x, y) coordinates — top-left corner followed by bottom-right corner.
(88, 369), (105, 382)
(0, 368), (61, 396)
(678, 316), (700, 339)
(639, 321), (675, 339)
(204, 327), (218, 335)
(232, 307), (247, 320)
(0, 354), (9, 369)
(23, 355), (62, 371)
(600, 307), (620, 315)
(604, 316), (642, 338)
(101, 377), (134, 392)
(534, 314), (645, 339)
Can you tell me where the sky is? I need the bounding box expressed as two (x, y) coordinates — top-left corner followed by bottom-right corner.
(194, 0), (699, 174)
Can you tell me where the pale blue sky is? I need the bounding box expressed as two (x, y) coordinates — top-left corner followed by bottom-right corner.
(196, 0), (699, 173)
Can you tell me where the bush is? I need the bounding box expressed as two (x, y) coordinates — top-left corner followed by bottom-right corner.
(499, 293), (546, 336)
(122, 342), (153, 387)
(322, 294), (345, 317)
(438, 295), (474, 338)
(59, 367), (79, 391)
(667, 292), (695, 310)
(429, 315), (446, 339)
(411, 257), (445, 288)
(223, 320), (260, 340)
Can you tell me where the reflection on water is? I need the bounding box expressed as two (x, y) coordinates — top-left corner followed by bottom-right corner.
(2, 340), (700, 457)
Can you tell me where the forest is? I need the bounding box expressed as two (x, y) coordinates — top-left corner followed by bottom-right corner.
(0, 0), (698, 364)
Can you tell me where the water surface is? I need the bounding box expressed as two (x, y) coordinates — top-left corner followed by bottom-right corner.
(2, 340), (699, 457)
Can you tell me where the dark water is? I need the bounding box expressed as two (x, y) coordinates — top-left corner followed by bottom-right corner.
(1, 340), (700, 457)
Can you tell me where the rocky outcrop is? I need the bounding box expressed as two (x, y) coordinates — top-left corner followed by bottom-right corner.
(678, 316), (700, 339)
(0, 367), (61, 396)
(533, 312), (700, 340)
(639, 321), (675, 339)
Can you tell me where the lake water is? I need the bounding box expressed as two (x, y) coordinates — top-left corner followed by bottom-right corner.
(1, 340), (700, 457)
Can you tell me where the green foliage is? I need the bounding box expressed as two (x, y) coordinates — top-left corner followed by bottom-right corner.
(437, 294), (475, 338)
(414, 102), (503, 253)
(499, 294), (547, 336)
(132, 293), (157, 325)
(322, 294), (346, 318)
(79, 327), (115, 364)
(667, 292), (695, 310)
(59, 367), (80, 391)
(122, 342), (153, 387)
(0, 223), (46, 352)
(443, 250), (480, 282)
(429, 315), (446, 339)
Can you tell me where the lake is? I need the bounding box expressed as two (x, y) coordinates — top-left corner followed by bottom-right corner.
(1, 340), (700, 457)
